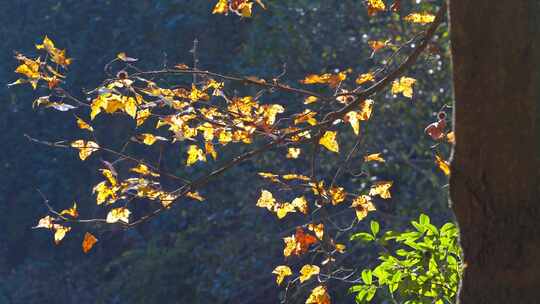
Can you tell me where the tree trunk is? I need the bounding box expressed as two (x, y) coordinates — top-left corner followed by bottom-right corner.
(449, 1), (540, 303)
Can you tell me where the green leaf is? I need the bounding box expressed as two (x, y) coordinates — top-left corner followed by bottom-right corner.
(361, 269), (373, 285)
(370, 220), (380, 237)
(351, 232), (375, 242)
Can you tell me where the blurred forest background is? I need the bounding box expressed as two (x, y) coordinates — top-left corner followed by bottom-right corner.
(0, 0), (451, 303)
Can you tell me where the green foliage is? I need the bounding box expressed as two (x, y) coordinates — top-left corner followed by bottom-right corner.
(349, 215), (462, 304)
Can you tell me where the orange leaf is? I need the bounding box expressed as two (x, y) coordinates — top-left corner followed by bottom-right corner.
(82, 232), (98, 253)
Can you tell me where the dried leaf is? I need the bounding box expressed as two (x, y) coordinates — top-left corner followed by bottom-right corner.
(319, 131), (339, 153)
(300, 265), (320, 283)
(82, 232), (98, 253)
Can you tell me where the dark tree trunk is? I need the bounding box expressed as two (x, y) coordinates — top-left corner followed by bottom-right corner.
(449, 1), (540, 303)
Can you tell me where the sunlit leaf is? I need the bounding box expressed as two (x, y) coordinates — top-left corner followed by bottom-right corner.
(307, 223), (324, 240)
(391, 76), (416, 98)
(300, 264), (320, 283)
(292, 196), (309, 214)
(287, 147), (301, 159)
(356, 73), (375, 85)
(272, 265), (292, 286)
(71, 140), (99, 160)
(82, 232), (98, 253)
(351, 195), (376, 221)
(306, 285), (331, 304)
(53, 225), (71, 244)
(60, 202), (78, 218)
(329, 186), (346, 205)
(283, 227), (318, 257)
(435, 154), (451, 176)
(186, 145), (207, 166)
(404, 12), (436, 24)
(136, 133), (167, 145)
(446, 131), (455, 144)
(117, 52), (138, 62)
(130, 163), (159, 177)
(106, 207), (131, 224)
(76, 116), (94, 132)
(369, 181), (393, 199)
(257, 189), (276, 210)
(319, 131), (339, 153)
(364, 153), (385, 163)
(186, 191), (205, 202)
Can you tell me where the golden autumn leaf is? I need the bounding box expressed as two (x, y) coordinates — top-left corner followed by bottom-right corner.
(205, 141), (218, 160)
(258, 172), (280, 183)
(186, 191), (205, 202)
(335, 243), (346, 253)
(35, 36), (72, 66)
(308, 223), (324, 240)
(404, 12), (436, 24)
(117, 52), (138, 62)
(435, 154), (451, 176)
(71, 140), (99, 160)
(369, 181), (393, 199)
(366, 0), (386, 16)
(186, 145), (207, 166)
(300, 264), (321, 283)
(292, 196), (309, 214)
(276, 203), (296, 219)
(257, 189), (276, 210)
(287, 147), (301, 159)
(130, 163), (159, 177)
(282, 174), (310, 181)
(272, 265), (292, 286)
(446, 131), (455, 144)
(304, 96), (319, 104)
(306, 285), (331, 304)
(345, 111), (360, 136)
(76, 116), (94, 132)
(329, 186), (346, 205)
(391, 76), (417, 98)
(53, 225), (71, 244)
(60, 202), (79, 218)
(351, 195), (376, 221)
(319, 131), (339, 153)
(124, 96), (137, 119)
(35, 215), (54, 229)
(136, 109), (151, 127)
(355, 72), (375, 85)
(106, 207), (131, 224)
(213, 0), (229, 14)
(136, 133), (167, 145)
(82, 232), (98, 253)
(364, 153), (385, 163)
(359, 99), (374, 121)
(368, 39), (389, 55)
(300, 72), (347, 88)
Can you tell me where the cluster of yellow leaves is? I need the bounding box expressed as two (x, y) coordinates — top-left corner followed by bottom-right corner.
(300, 72), (347, 89)
(11, 36), (71, 90)
(34, 215), (72, 244)
(283, 227), (318, 257)
(272, 263), (320, 285)
(404, 12), (436, 24)
(212, 0), (266, 17)
(90, 91), (140, 120)
(391, 76), (417, 98)
(256, 190), (309, 219)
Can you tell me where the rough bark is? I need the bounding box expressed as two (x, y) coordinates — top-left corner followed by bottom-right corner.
(449, 1), (540, 303)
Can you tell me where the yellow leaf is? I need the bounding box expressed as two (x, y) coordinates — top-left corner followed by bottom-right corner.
(364, 153), (385, 163)
(258, 172), (280, 182)
(239, 1), (253, 17)
(71, 140), (99, 160)
(53, 225), (71, 244)
(446, 131), (455, 144)
(435, 154), (451, 176)
(359, 99), (374, 120)
(391, 76), (416, 98)
(136, 109), (151, 127)
(366, 0), (386, 16)
(106, 207), (131, 224)
(256, 189), (276, 210)
(304, 96), (319, 104)
(306, 285), (331, 304)
(282, 174), (310, 181)
(124, 96), (137, 119)
(300, 264), (321, 283)
(130, 163), (159, 177)
(345, 111), (360, 135)
(186, 191), (205, 202)
(351, 195), (376, 221)
(137, 133), (167, 145)
(82, 232), (98, 253)
(92, 181), (117, 205)
(100, 168), (117, 186)
(335, 243), (346, 253)
(205, 141), (218, 160)
(319, 131), (339, 153)
(292, 196), (309, 214)
(212, 0), (229, 14)
(275, 203), (296, 219)
(300, 72), (347, 88)
(186, 145), (206, 166)
(329, 186), (346, 205)
(35, 215), (54, 229)
(308, 223), (324, 240)
(76, 116), (94, 132)
(60, 202), (78, 218)
(287, 147), (301, 159)
(36, 36), (71, 66)
(272, 265), (292, 286)
(404, 12), (436, 24)
(117, 52), (138, 62)
(369, 181), (393, 199)
(355, 73), (375, 85)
